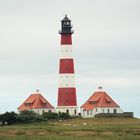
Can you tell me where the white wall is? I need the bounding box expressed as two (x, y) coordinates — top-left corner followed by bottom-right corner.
(31, 108), (55, 115)
(56, 106), (78, 116)
(81, 107), (123, 118)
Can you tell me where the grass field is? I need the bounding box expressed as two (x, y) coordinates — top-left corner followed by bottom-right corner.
(0, 118), (140, 140)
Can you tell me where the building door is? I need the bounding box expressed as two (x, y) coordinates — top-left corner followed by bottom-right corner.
(113, 109), (117, 114)
(107, 109), (110, 114)
(66, 109), (69, 114)
(74, 109), (77, 115)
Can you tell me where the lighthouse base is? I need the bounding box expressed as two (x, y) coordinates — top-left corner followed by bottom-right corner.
(56, 106), (78, 116)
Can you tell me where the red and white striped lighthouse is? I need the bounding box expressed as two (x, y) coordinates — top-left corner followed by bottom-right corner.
(56, 15), (78, 115)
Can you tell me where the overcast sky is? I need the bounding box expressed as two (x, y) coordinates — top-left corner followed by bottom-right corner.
(0, 0), (140, 117)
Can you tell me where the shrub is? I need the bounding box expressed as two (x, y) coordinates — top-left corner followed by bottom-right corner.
(0, 111), (72, 125)
(59, 112), (71, 120)
(0, 112), (18, 125)
(16, 110), (43, 123)
(43, 112), (58, 120)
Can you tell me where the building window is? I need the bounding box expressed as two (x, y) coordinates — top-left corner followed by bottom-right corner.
(87, 110), (89, 115)
(113, 109), (117, 114)
(83, 110), (86, 115)
(25, 103), (31, 106)
(96, 108), (98, 112)
(90, 110), (92, 115)
(89, 101), (97, 104)
(103, 109), (104, 113)
(48, 110), (52, 113)
(42, 110), (45, 114)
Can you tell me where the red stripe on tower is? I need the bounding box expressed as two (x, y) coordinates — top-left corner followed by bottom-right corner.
(59, 59), (74, 73)
(61, 34), (72, 45)
(58, 88), (76, 106)
(57, 15), (78, 115)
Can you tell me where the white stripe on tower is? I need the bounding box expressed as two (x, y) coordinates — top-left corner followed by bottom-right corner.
(60, 45), (73, 58)
(59, 73), (75, 88)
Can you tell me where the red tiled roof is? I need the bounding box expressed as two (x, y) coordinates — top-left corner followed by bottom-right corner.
(81, 91), (119, 111)
(18, 92), (54, 111)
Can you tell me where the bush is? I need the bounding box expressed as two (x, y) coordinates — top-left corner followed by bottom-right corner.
(0, 112), (18, 125)
(16, 110), (43, 123)
(59, 112), (71, 120)
(0, 111), (72, 125)
(43, 112), (58, 120)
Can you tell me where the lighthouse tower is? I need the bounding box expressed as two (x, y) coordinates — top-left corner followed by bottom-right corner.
(56, 15), (78, 116)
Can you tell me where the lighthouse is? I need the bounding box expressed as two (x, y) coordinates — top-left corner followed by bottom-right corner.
(56, 15), (78, 116)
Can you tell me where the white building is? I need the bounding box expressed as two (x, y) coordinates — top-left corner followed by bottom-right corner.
(81, 87), (123, 118)
(18, 90), (55, 115)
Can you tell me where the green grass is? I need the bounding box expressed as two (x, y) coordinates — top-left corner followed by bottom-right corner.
(0, 118), (140, 140)
(0, 135), (140, 140)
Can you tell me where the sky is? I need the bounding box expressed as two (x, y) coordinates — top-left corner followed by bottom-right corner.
(0, 0), (140, 117)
